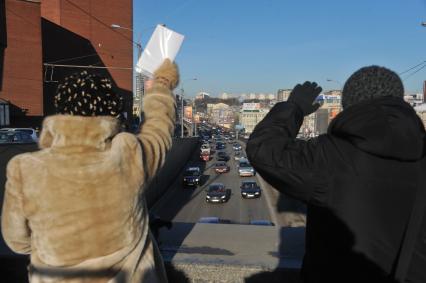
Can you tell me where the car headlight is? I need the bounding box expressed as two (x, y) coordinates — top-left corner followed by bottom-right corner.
(255, 192), (260, 195)
(195, 178), (199, 181)
(242, 192), (247, 195)
(221, 195), (226, 199)
(206, 195), (211, 198)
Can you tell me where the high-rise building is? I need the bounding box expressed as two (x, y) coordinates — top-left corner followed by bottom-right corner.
(277, 89), (292, 102)
(133, 74), (144, 116)
(423, 81), (426, 102)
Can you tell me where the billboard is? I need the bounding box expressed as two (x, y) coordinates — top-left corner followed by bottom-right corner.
(329, 108), (340, 120)
(184, 106), (193, 120)
(242, 103), (261, 111)
(194, 114), (200, 123)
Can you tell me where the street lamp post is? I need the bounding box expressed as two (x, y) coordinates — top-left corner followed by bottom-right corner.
(180, 78), (197, 138)
(326, 78), (343, 89)
(110, 24), (144, 121)
(194, 101), (197, 137)
(180, 88), (185, 138)
(111, 24), (167, 123)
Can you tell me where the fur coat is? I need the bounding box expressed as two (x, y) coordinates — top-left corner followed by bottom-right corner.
(1, 85), (176, 283)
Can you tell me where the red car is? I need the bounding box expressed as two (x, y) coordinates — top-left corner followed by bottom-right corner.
(200, 152), (210, 161)
(214, 162), (230, 174)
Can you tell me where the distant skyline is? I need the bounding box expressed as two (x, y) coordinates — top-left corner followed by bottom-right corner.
(134, 1), (426, 97)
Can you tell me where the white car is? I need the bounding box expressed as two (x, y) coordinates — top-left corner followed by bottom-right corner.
(201, 143), (210, 154)
(0, 128), (38, 142)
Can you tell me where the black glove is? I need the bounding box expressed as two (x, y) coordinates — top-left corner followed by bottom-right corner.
(288, 81), (322, 116)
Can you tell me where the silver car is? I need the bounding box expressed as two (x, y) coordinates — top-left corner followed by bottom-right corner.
(238, 161), (255, 177)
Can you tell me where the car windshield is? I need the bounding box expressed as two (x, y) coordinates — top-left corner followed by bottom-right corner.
(239, 162), (251, 168)
(242, 182), (257, 189)
(0, 132), (33, 143)
(0, 133), (14, 143)
(15, 129), (34, 135)
(209, 185), (224, 192)
(185, 169), (200, 176)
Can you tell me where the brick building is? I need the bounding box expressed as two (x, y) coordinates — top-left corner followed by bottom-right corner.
(0, 0), (133, 127)
(41, 0), (133, 119)
(0, 0), (43, 126)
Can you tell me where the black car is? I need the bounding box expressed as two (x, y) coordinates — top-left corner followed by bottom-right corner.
(217, 151), (230, 161)
(182, 167), (202, 186)
(233, 143), (242, 151)
(216, 142), (226, 150)
(241, 181), (261, 198)
(206, 183), (230, 203)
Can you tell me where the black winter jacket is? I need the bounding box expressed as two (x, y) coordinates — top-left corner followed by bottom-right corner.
(246, 97), (426, 283)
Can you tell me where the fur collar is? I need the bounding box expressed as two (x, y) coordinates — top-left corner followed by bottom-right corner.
(39, 115), (119, 150)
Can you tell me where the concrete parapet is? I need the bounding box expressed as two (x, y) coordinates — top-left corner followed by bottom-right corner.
(145, 137), (199, 208)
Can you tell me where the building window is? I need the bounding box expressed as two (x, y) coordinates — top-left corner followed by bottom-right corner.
(0, 101), (10, 126)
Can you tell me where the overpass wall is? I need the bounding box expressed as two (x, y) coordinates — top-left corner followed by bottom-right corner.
(145, 137), (199, 208)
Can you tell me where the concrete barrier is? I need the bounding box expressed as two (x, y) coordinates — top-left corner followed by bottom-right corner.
(145, 137), (199, 208)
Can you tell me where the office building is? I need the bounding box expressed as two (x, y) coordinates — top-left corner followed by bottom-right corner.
(240, 103), (269, 133)
(277, 89), (291, 102)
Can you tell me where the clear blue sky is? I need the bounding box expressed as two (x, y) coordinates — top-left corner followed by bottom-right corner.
(134, 0), (426, 97)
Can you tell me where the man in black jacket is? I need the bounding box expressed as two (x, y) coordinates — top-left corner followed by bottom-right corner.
(246, 66), (426, 283)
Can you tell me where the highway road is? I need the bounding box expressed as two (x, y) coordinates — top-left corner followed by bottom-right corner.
(239, 139), (307, 227)
(151, 141), (272, 224)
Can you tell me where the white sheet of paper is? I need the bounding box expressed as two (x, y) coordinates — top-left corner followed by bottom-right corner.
(135, 25), (184, 77)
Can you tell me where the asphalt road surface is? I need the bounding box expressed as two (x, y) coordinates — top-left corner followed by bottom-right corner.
(151, 141), (272, 225)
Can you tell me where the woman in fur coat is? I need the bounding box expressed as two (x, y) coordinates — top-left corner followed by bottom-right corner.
(1, 59), (179, 283)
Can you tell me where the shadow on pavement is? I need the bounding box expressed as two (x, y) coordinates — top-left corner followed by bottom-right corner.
(165, 264), (191, 283)
(158, 222), (196, 283)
